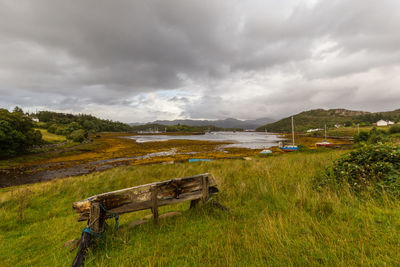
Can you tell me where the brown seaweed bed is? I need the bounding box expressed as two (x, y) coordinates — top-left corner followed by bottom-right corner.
(0, 133), (261, 188)
(0, 132), (353, 188)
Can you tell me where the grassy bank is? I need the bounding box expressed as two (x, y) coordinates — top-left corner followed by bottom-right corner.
(1, 150), (400, 266)
(36, 129), (67, 143)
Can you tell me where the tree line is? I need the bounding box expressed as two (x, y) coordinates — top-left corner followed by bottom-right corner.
(36, 111), (132, 142)
(0, 108), (133, 158)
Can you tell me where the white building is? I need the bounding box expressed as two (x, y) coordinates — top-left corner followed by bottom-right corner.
(306, 128), (322, 133)
(376, 120), (394, 126)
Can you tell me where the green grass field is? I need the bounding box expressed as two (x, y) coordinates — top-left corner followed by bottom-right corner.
(36, 129), (66, 143)
(323, 125), (391, 137)
(1, 150), (400, 266)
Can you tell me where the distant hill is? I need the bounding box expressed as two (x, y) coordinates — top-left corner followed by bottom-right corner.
(130, 123), (243, 133)
(257, 108), (400, 132)
(130, 117), (273, 129)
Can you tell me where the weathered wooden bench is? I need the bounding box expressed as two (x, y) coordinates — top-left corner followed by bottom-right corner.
(71, 173), (227, 267)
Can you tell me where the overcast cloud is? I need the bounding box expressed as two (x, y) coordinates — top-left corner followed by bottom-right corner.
(0, 0), (399, 122)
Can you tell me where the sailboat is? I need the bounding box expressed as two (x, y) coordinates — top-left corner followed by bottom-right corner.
(316, 124), (333, 147)
(280, 116), (298, 152)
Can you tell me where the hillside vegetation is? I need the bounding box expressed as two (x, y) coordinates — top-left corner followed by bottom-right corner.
(258, 108), (400, 132)
(36, 111), (132, 141)
(2, 151), (400, 266)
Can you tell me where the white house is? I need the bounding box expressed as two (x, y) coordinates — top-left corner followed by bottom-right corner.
(376, 120), (394, 126)
(31, 117), (39, 122)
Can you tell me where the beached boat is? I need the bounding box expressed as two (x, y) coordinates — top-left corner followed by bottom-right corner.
(280, 116), (298, 152)
(316, 124), (333, 147)
(260, 149), (272, 154)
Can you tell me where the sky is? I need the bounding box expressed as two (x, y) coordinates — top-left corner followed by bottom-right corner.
(0, 0), (399, 123)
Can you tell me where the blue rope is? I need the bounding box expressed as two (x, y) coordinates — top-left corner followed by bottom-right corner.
(82, 227), (101, 238)
(80, 203), (120, 240)
(99, 203), (119, 231)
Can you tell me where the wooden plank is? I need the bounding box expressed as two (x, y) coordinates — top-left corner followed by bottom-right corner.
(77, 189), (208, 221)
(73, 173), (218, 221)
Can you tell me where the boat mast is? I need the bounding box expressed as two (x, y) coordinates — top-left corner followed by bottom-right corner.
(291, 116), (295, 146)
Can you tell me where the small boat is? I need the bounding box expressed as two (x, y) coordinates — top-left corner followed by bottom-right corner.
(280, 145), (298, 152)
(316, 124), (333, 147)
(188, 158), (211, 162)
(260, 149), (272, 154)
(280, 116), (298, 152)
(316, 141), (334, 147)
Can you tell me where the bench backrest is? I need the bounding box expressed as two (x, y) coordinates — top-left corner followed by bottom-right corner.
(73, 173), (218, 221)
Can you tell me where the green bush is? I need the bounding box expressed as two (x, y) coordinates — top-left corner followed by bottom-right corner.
(47, 124), (57, 134)
(314, 144), (400, 197)
(67, 129), (87, 143)
(0, 108), (42, 157)
(353, 131), (369, 143)
(389, 124), (400, 134)
(55, 126), (67, 135)
(353, 127), (389, 144)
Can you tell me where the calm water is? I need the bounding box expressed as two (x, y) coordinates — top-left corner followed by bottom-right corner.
(128, 132), (284, 149)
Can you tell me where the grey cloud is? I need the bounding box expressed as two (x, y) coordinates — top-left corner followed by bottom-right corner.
(0, 0), (399, 122)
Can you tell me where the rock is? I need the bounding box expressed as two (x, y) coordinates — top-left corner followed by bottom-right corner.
(159, 211), (181, 219)
(128, 219), (149, 229)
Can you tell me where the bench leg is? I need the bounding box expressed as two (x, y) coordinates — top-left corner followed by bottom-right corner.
(73, 202), (103, 267)
(72, 232), (91, 267)
(190, 199), (200, 209)
(151, 186), (159, 224)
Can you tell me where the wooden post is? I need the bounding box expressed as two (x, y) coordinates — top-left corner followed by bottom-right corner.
(91, 202), (102, 233)
(201, 175), (209, 203)
(72, 202), (102, 267)
(151, 186), (159, 224)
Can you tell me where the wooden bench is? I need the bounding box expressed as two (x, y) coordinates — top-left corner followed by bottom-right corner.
(72, 173), (226, 266)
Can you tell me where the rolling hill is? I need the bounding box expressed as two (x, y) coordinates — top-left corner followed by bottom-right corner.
(257, 108), (400, 132)
(131, 117), (273, 130)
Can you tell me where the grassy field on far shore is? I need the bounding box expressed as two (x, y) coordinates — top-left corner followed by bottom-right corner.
(36, 129), (67, 143)
(1, 150), (400, 266)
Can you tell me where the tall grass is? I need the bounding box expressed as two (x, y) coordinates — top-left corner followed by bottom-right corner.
(1, 150), (400, 266)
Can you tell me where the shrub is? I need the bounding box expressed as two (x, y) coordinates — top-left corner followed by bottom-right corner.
(47, 124), (57, 134)
(354, 127), (389, 144)
(67, 129), (87, 143)
(389, 124), (400, 134)
(55, 126), (67, 135)
(314, 144), (400, 198)
(368, 127), (389, 144)
(354, 131), (369, 143)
